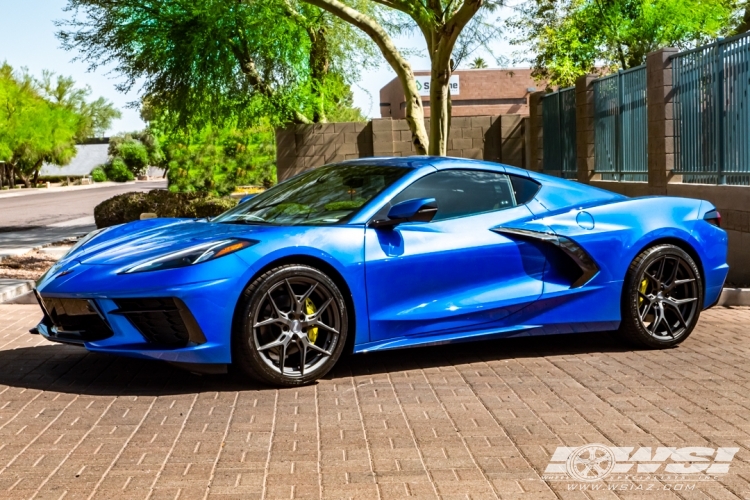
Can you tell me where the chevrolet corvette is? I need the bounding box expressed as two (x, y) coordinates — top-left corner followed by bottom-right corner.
(32, 157), (728, 386)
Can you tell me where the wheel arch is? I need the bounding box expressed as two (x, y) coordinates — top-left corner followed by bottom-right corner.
(629, 236), (706, 300)
(230, 254), (358, 360)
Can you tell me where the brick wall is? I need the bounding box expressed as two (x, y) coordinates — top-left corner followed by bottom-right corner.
(380, 69), (538, 119)
(276, 115), (527, 181)
(276, 122), (373, 180)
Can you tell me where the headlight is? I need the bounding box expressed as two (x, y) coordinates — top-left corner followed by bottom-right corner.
(123, 239), (258, 274)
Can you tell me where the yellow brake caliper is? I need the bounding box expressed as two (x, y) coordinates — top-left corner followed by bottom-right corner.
(639, 278), (648, 305)
(305, 298), (318, 343)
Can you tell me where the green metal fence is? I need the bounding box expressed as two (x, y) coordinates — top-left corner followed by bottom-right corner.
(673, 32), (750, 185)
(542, 87), (577, 179)
(593, 65), (648, 182)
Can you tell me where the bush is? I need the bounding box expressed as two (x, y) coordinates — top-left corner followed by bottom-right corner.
(117, 141), (150, 176)
(91, 167), (107, 182)
(104, 157), (135, 182)
(94, 189), (238, 228)
(191, 197), (239, 218)
(164, 123), (276, 196)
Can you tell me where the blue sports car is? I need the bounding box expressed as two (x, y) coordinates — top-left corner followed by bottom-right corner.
(33, 157), (728, 386)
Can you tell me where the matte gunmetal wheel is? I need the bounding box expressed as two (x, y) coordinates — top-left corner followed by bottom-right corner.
(619, 244), (702, 348)
(234, 264), (348, 386)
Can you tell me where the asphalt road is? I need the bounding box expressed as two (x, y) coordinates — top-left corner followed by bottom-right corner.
(0, 181), (167, 229)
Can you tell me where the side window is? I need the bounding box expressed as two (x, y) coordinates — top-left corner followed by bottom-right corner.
(509, 175), (541, 205)
(390, 169), (517, 221)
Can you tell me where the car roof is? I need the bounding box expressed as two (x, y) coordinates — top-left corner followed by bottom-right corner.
(332, 156), (529, 177)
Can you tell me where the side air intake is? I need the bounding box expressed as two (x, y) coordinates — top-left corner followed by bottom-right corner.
(491, 227), (599, 288)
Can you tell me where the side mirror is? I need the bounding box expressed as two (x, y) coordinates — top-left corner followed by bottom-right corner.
(239, 194), (256, 204)
(369, 198), (438, 229)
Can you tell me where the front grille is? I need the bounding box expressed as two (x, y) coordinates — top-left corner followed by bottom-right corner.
(39, 297), (113, 342)
(113, 298), (205, 347)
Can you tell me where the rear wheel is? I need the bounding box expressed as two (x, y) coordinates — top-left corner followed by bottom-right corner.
(618, 245), (702, 348)
(234, 265), (348, 386)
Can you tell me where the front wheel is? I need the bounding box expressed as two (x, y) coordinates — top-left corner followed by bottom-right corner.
(618, 244), (703, 348)
(234, 264), (348, 386)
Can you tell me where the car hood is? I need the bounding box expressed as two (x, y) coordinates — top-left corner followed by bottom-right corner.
(64, 218), (279, 267)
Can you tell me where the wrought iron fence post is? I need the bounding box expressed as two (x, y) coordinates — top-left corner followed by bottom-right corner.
(558, 91), (563, 174)
(616, 70), (625, 182)
(716, 38), (726, 184)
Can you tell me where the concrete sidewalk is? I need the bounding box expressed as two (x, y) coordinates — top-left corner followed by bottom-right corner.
(0, 178), (167, 199)
(0, 181), (139, 199)
(0, 279), (35, 303)
(0, 217), (94, 261)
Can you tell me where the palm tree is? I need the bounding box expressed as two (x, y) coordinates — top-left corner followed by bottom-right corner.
(470, 57), (488, 69)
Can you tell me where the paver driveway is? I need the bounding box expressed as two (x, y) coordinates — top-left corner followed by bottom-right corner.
(0, 304), (748, 499)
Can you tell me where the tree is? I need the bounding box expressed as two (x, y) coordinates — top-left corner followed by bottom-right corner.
(0, 65), (78, 187)
(60, 0), (503, 156)
(37, 71), (120, 139)
(470, 57), (488, 68)
(0, 63), (119, 187)
(297, 0), (503, 154)
(59, 0), (375, 131)
(161, 122), (277, 195)
(510, 0), (737, 88)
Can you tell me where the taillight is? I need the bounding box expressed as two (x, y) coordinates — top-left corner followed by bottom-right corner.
(703, 209), (721, 228)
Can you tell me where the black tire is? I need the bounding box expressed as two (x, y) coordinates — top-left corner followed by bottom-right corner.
(618, 244), (703, 348)
(233, 264), (348, 387)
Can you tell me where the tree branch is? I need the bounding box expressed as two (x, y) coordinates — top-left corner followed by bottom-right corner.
(301, 0), (429, 153)
(444, 0), (484, 50)
(229, 35), (312, 124)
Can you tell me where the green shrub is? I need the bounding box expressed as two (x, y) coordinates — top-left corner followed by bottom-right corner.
(117, 141), (150, 176)
(104, 157), (135, 182)
(91, 167), (107, 182)
(191, 197), (238, 218)
(94, 189), (238, 228)
(165, 123), (276, 196)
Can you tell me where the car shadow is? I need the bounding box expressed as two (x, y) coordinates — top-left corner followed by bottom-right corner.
(330, 330), (637, 379)
(0, 331), (637, 396)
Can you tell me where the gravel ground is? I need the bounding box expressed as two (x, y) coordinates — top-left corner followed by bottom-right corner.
(0, 242), (72, 281)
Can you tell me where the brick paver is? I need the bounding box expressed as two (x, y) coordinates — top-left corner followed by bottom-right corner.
(0, 304), (748, 499)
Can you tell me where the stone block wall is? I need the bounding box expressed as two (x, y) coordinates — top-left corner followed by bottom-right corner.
(646, 48), (679, 193)
(276, 122), (373, 180)
(276, 115), (528, 181)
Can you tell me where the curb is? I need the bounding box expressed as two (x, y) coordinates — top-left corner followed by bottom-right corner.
(717, 288), (750, 307)
(0, 280), (35, 304)
(0, 235), (82, 265)
(0, 181), (135, 199)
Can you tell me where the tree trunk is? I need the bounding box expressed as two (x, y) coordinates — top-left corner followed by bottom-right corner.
(0, 164), (4, 189)
(428, 67), (451, 156)
(9, 165), (15, 189)
(32, 159), (42, 186)
(428, 47), (453, 156)
(299, 0), (429, 153)
(309, 27), (330, 123)
(736, 2), (750, 35)
(19, 172), (31, 189)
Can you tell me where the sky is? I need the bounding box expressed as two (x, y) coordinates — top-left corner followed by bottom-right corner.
(0, 0), (518, 135)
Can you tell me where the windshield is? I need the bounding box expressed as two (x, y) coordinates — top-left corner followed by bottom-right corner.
(213, 164), (409, 226)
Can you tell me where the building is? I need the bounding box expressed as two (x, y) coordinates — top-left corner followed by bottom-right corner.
(39, 143), (110, 179)
(379, 68), (539, 119)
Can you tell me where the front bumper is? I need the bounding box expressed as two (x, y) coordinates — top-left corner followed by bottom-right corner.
(33, 258), (251, 364)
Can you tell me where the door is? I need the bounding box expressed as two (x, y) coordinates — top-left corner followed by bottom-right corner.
(364, 169), (547, 341)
